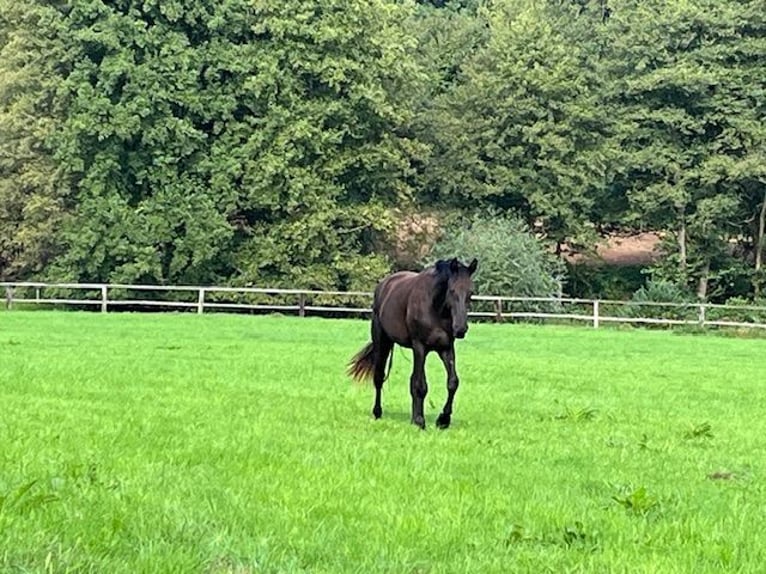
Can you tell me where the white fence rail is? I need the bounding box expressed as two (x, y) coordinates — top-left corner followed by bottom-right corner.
(4, 281), (766, 330)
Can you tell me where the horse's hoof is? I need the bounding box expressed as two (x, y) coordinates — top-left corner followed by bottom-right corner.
(412, 416), (426, 430)
(372, 407), (382, 419)
(436, 413), (451, 429)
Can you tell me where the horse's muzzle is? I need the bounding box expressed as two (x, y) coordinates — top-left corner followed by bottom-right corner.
(454, 327), (467, 339)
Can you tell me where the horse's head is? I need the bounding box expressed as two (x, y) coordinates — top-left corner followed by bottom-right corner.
(436, 257), (478, 339)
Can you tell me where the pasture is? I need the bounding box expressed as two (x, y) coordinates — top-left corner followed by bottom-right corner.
(1, 311), (765, 573)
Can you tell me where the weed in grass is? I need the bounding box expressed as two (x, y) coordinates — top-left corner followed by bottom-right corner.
(561, 521), (600, 551)
(611, 485), (659, 516)
(505, 523), (531, 546)
(505, 522), (600, 552)
(554, 405), (598, 422)
(707, 471), (735, 481)
(684, 421), (714, 440)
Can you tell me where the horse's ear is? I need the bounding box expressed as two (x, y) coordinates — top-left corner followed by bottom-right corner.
(468, 258), (478, 275)
(449, 258), (459, 273)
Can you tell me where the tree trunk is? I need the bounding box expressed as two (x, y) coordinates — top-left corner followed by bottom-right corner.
(677, 205), (687, 281)
(697, 259), (710, 301)
(754, 188), (766, 298)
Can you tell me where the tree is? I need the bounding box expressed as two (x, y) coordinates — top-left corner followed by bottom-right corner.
(224, 0), (423, 290)
(421, 0), (609, 253)
(606, 0), (766, 300)
(42, 0), (420, 289)
(696, 1), (766, 296)
(0, 1), (72, 280)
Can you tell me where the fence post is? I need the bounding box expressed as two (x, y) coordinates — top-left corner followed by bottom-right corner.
(298, 293), (306, 317)
(35, 287), (40, 301)
(593, 300), (600, 328)
(101, 285), (108, 313)
(494, 298), (503, 322)
(698, 303), (706, 327)
(5, 287), (13, 310)
(197, 288), (205, 315)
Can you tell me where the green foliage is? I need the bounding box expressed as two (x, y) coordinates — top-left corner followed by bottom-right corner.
(504, 520), (601, 552)
(426, 211), (565, 297)
(4, 0), (420, 288)
(706, 297), (766, 325)
(0, 1), (72, 280)
(421, 1), (608, 249)
(684, 421), (713, 440)
(566, 263), (647, 300)
(630, 280), (692, 305)
(606, 0), (766, 296)
(1, 0), (765, 300)
(611, 485), (659, 516)
(647, 234), (754, 302)
(554, 405), (598, 422)
(623, 279), (696, 322)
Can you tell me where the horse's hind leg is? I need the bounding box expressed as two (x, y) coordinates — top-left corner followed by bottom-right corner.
(436, 346), (458, 429)
(372, 318), (393, 419)
(409, 341), (428, 429)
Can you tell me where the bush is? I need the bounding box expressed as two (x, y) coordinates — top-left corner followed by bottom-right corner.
(565, 263), (647, 300)
(425, 211), (565, 298)
(630, 280), (691, 304)
(619, 280), (697, 322)
(706, 297), (766, 325)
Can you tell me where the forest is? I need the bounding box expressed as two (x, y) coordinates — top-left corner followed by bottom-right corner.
(1, 0), (764, 302)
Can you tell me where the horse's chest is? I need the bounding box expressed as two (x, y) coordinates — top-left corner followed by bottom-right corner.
(425, 329), (451, 349)
(410, 320), (451, 350)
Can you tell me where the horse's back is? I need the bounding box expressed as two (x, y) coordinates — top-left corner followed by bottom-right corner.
(374, 271), (420, 346)
(374, 271), (418, 313)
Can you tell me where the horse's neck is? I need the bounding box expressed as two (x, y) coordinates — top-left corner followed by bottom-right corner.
(428, 270), (449, 313)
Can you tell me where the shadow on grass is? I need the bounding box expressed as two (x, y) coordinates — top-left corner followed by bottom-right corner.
(375, 410), (412, 424)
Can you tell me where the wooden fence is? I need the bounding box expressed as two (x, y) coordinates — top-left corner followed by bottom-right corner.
(3, 281), (766, 330)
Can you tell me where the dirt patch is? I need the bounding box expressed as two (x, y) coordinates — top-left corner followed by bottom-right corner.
(566, 232), (663, 266)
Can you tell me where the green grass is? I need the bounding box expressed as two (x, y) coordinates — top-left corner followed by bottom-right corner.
(1, 311), (765, 573)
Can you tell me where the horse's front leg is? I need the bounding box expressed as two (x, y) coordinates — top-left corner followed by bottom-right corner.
(436, 346), (458, 429)
(409, 342), (428, 429)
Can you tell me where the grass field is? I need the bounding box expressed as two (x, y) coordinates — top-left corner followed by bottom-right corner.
(1, 311), (765, 573)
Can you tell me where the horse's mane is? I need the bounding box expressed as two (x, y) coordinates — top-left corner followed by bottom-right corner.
(430, 260), (453, 308)
(433, 259), (451, 277)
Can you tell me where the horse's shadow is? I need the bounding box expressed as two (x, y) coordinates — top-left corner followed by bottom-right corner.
(374, 410), (463, 430)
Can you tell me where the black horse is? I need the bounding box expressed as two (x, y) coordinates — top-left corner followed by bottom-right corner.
(348, 258), (478, 429)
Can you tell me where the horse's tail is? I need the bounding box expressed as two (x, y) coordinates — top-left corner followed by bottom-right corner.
(347, 340), (395, 383)
(384, 347), (394, 381)
(348, 341), (376, 382)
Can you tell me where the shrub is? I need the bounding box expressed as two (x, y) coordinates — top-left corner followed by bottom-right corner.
(706, 296), (766, 325)
(425, 211), (565, 299)
(621, 280), (696, 322)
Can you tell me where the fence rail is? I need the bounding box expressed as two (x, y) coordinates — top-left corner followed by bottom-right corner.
(4, 281), (766, 331)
